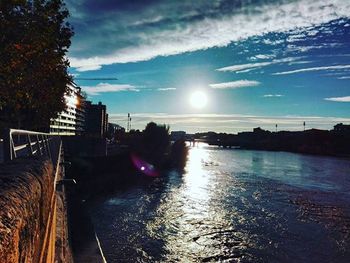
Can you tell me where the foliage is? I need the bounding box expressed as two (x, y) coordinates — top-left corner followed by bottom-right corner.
(140, 122), (170, 165)
(169, 139), (188, 171)
(0, 0), (73, 130)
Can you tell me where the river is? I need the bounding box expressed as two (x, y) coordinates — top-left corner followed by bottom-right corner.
(90, 143), (350, 262)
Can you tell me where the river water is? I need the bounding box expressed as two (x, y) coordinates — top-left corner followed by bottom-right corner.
(91, 144), (350, 262)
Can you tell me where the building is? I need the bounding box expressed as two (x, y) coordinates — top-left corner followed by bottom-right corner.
(108, 123), (125, 135)
(107, 123), (125, 141)
(84, 101), (108, 138)
(333, 123), (350, 133)
(75, 88), (86, 136)
(170, 131), (186, 141)
(49, 83), (86, 136)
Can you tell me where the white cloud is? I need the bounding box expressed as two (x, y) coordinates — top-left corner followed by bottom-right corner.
(287, 33), (306, 43)
(217, 62), (272, 72)
(324, 96), (350, 102)
(216, 57), (299, 73)
(75, 64), (102, 72)
(69, 0), (350, 71)
(82, 83), (139, 95)
(108, 113), (350, 133)
(157, 87), (177, 91)
(286, 43), (342, 53)
(338, 76), (350, 79)
(236, 68), (257, 73)
(288, 60), (312, 65)
(255, 54), (275, 60)
(263, 94), (284, 97)
(273, 65), (350, 75)
(209, 80), (260, 89)
(262, 39), (284, 45)
(131, 15), (164, 27)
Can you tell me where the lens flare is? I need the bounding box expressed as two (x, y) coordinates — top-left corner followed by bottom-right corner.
(131, 154), (159, 177)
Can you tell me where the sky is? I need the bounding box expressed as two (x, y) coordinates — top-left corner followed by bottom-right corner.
(66, 0), (350, 133)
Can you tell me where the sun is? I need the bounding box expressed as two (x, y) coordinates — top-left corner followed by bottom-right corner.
(189, 91), (208, 109)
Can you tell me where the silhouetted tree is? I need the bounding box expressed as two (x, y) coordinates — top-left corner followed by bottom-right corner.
(0, 0), (73, 131)
(170, 139), (188, 171)
(141, 122), (170, 165)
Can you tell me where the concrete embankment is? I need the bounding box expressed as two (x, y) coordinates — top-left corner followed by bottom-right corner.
(0, 157), (73, 263)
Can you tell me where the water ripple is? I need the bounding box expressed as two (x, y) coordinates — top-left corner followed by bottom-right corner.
(91, 145), (350, 262)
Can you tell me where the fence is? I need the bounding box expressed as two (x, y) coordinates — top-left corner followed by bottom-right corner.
(1, 128), (63, 263)
(2, 128), (62, 164)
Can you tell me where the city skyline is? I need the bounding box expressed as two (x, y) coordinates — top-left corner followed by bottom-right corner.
(66, 0), (350, 133)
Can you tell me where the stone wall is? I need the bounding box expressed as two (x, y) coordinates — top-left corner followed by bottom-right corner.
(0, 157), (55, 263)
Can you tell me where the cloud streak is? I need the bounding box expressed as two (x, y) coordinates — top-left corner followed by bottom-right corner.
(67, 0), (350, 71)
(263, 94), (284, 97)
(209, 80), (260, 89)
(216, 57), (299, 73)
(273, 65), (350, 75)
(324, 96), (350, 102)
(82, 83), (139, 95)
(157, 87), (176, 91)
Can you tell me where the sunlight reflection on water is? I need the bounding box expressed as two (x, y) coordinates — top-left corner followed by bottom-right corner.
(184, 144), (210, 202)
(91, 144), (350, 262)
(146, 144), (267, 262)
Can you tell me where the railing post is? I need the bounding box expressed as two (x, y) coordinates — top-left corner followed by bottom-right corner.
(45, 135), (52, 162)
(3, 128), (13, 162)
(42, 134), (48, 156)
(27, 134), (34, 156)
(37, 134), (43, 155)
(44, 134), (49, 155)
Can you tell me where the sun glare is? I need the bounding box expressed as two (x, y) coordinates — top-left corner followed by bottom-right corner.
(189, 91), (208, 109)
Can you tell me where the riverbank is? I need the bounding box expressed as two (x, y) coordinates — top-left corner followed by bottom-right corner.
(200, 126), (350, 158)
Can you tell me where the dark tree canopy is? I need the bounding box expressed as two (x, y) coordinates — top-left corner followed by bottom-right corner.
(140, 122), (170, 165)
(0, 0), (73, 131)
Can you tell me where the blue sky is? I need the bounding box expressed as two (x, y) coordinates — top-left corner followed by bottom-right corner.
(66, 0), (350, 133)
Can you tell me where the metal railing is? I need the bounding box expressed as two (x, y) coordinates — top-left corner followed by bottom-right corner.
(1, 128), (64, 263)
(2, 128), (59, 163)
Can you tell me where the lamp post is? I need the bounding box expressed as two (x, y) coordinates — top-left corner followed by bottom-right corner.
(127, 113), (131, 132)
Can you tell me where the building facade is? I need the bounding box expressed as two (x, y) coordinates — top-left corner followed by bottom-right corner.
(84, 101), (108, 138)
(49, 83), (86, 136)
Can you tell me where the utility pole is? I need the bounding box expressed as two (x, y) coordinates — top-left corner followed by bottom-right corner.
(127, 113), (130, 132)
(127, 113), (131, 132)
